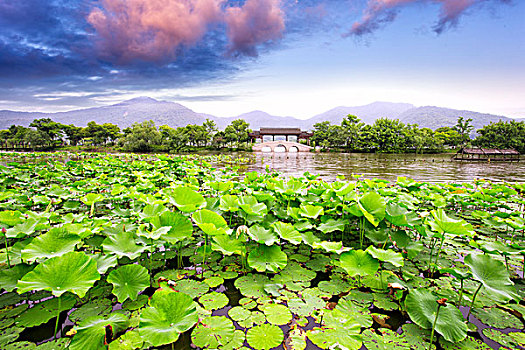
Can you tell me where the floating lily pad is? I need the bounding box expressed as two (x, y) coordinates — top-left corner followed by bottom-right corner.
(318, 278), (352, 295)
(237, 310), (266, 328)
(169, 279), (209, 299)
(108, 330), (143, 350)
(199, 292), (229, 311)
(261, 303), (292, 325)
(472, 307), (523, 329)
(204, 276), (224, 288)
(247, 323), (283, 350)
(362, 328), (411, 350)
(191, 316), (235, 349)
(69, 298), (112, 324)
(69, 313), (129, 350)
(0, 326), (23, 346)
(122, 294), (149, 311)
(439, 336), (492, 350)
(482, 328), (517, 348)
(17, 294), (76, 327)
(235, 274), (270, 299)
(228, 306), (251, 322)
(239, 297), (257, 309)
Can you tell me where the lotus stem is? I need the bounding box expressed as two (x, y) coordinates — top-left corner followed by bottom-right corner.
(90, 202), (95, 217)
(457, 279), (464, 307)
(466, 283), (482, 320)
(3, 235), (10, 268)
(432, 236), (446, 277)
(54, 297), (62, 340)
(428, 301), (444, 350)
(201, 234), (207, 278)
(359, 217), (365, 249)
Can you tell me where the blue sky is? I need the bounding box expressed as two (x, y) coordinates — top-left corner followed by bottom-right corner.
(0, 0), (523, 119)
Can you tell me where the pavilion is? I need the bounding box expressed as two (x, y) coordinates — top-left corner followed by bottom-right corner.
(248, 128), (313, 145)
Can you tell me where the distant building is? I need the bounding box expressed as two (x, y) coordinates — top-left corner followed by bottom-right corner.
(453, 147), (520, 161)
(249, 128), (313, 145)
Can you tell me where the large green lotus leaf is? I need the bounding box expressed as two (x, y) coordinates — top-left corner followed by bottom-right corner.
(21, 227), (81, 262)
(219, 194), (239, 212)
(107, 264), (150, 303)
(307, 327), (362, 350)
(260, 303), (292, 325)
(246, 323), (283, 350)
(273, 261), (316, 283)
(169, 279), (209, 299)
(339, 250), (379, 277)
(298, 204), (324, 219)
(482, 328), (518, 349)
(248, 244), (287, 273)
(211, 234), (243, 256)
(69, 298), (113, 324)
(139, 290), (198, 347)
(271, 222), (301, 245)
(88, 253), (118, 274)
(311, 241), (345, 253)
(318, 278), (352, 296)
(0, 211), (23, 227)
(235, 274), (270, 298)
(16, 294), (76, 328)
(317, 219), (346, 233)
(228, 306), (251, 322)
(136, 225), (171, 240)
(192, 209), (230, 236)
(6, 218), (44, 239)
(35, 338), (70, 349)
(439, 336), (492, 350)
(17, 251), (100, 298)
(464, 253), (519, 301)
(238, 196), (268, 216)
(152, 211), (193, 244)
(366, 246), (404, 267)
(198, 292), (229, 311)
(430, 209), (474, 236)
(385, 203), (411, 227)
(358, 192), (386, 227)
(0, 264), (33, 292)
(81, 193), (104, 205)
(108, 329), (144, 350)
(247, 225), (279, 246)
(139, 204), (168, 221)
(471, 307), (523, 329)
(167, 187), (206, 212)
(221, 329), (246, 350)
(362, 328), (412, 350)
(334, 299), (373, 328)
(69, 313), (129, 350)
(405, 289), (467, 343)
(191, 316), (235, 348)
(102, 230), (146, 260)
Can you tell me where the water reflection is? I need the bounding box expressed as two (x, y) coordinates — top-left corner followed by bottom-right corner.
(244, 152), (525, 183)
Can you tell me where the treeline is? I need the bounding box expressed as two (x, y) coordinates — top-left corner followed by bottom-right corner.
(311, 115), (525, 153)
(0, 118), (252, 152)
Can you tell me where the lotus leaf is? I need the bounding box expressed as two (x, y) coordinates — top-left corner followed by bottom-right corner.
(405, 289), (467, 342)
(167, 187), (206, 212)
(298, 203), (324, 219)
(430, 209), (474, 236)
(17, 251), (100, 298)
(247, 225), (279, 246)
(317, 219), (346, 233)
(139, 290), (198, 347)
(89, 253), (118, 274)
(339, 249), (379, 277)
(69, 313), (129, 350)
(238, 196), (268, 216)
(358, 192), (386, 227)
(69, 298), (113, 323)
(238, 310), (266, 328)
(198, 292), (229, 310)
(471, 307), (523, 329)
(169, 279), (209, 298)
(307, 327), (362, 350)
(271, 221), (301, 245)
(102, 230), (146, 260)
(203, 276), (224, 288)
(108, 330), (144, 350)
(192, 209), (230, 236)
(221, 329), (246, 350)
(248, 244), (287, 273)
(16, 294), (76, 327)
(439, 336), (492, 350)
(107, 264), (150, 302)
(219, 194), (239, 212)
(261, 303), (292, 325)
(464, 253), (519, 301)
(212, 234), (243, 256)
(235, 274), (270, 298)
(152, 211), (193, 243)
(0, 264), (33, 292)
(228, 306), (251, 321)
(318, 278), (352, 295)
(366, 246), (404, 267)
(247, 323), (283, 350)
(21, 227), (81, 262)
(191, 316), (235, 349)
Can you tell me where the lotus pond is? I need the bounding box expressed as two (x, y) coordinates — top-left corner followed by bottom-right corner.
(0, 152), (525, 350)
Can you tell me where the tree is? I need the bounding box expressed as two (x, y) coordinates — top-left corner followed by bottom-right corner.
(29, 118), (64, 144)
(435, 127), (462, 148)
(454, 117), (473, 146)
(311, 121), (332, 146)
(369, 118), (406, 153)
(62, 124), (84, 146)
(203, 119), (217, 146)
(224, 119), (250, 148)
(24, 129), (50, 149)
(474, 120), (525, 153)
(120, 120), (162, 152)
(341, 114), (365, 151)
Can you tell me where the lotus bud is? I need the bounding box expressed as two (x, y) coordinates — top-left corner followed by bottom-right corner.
(437, 298), (448, 306)
(236, 225), (249, 239)
(1, 227), (6, 234)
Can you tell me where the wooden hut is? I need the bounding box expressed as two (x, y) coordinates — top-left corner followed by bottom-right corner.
(453, 147), (520, 162)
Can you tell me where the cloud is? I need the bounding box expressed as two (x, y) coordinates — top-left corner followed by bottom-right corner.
(225, 0), (285, 56)
(348, 0), (511, 36)
(87, 0), (225, 63)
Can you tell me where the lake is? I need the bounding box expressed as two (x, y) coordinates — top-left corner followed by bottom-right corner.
(238, 152), (524, 183)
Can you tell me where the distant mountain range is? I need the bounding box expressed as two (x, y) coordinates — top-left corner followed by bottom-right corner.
(0, 97), (522, 132)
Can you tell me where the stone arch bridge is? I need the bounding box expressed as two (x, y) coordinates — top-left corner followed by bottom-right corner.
(252, 141), (313, 153)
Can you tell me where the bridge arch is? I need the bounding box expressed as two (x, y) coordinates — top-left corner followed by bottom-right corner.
(253, 141), (313, 153)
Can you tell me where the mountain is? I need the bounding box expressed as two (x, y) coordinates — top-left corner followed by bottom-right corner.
(397, 106), (518, 133)
(0, 97), (522, 133)
(0, 97), (208, 129)
(305, 102), (415, 128)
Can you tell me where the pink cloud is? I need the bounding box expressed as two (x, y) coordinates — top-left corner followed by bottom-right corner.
(348, 0), (510, 36)
(225, 0), (285, 57)
(87, 0), (225, 63)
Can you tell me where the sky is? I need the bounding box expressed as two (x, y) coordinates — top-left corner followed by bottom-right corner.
(0, 0), (524, 119)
